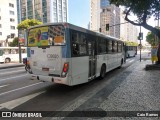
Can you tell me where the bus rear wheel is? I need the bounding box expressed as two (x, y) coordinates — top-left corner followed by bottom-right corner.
(99, 65), (106, 79)
(5, 58), (10, 63)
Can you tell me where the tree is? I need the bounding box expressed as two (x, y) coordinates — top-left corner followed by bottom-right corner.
(9, 37), (18, 47)
(110, 0), (160, 64)
(125, 41), (138, 46)
(146, 32), (159, 46)
(17, 19), (42, 30)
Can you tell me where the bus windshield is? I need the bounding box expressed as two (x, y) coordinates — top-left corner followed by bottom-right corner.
(28, 25), (65, 47)
(0, 50), (3, 56)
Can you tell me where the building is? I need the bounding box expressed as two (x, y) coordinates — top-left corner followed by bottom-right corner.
(120, 9), (138, 43)
(18, 0), (68, 23)
(100, 4), (120, 38)
(90, 0), (120, 38)
(90, 0), (101, 32)
(0, 0), (18, 46)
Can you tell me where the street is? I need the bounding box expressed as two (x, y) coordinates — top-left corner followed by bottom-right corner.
(0, 56), (137, 110)
(1, 51), (159, 120)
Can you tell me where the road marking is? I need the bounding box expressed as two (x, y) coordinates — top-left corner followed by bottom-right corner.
(0, 91), (45, 110)
(0, 70), (25, 75)
(0, 74), (27, 82)
(0, 82), (43, 96)
(0, 84), (9, 89)
(128, 59), (134, 63)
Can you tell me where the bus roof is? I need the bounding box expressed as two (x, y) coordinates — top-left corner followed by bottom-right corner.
(29, 22), (123, 42)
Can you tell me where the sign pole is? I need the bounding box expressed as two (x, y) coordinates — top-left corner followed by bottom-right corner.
(140, 26), (142, 62)
(18, 29), (22, 63)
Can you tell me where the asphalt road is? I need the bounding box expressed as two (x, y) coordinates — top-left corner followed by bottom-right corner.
(0, 55), (142, 119)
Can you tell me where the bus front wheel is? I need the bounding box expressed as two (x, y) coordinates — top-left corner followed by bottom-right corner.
(5, 58), (10, 63)
(99, 64), (106, 79)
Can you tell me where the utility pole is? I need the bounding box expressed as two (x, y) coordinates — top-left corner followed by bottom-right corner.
(18, 29), (22, 63)
(140, 25), (142, 62)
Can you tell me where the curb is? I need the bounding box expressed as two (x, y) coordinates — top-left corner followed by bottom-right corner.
(145, 64), (160, 70)
(0, 64), (24, 70)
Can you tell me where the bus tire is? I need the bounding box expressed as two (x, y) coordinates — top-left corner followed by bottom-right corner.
(5, 58), (10, 63)
(99, 64), (106, 79)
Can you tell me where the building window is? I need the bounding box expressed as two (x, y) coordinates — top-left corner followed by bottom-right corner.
(0, 16), (1, 20)
(0, 24), (1, 28)
(9, 11), (14, 15)
(9, 3), (14, 7)
(10, 18), (15, 22)
(0, 32), (2, 35)
(10, 26), (15, 30)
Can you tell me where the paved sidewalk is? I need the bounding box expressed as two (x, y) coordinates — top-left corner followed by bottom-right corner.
(51, 60), (160, 120)
(0, 63), (24, 69)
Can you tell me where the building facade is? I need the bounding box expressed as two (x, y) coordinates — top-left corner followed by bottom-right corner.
(120, 9), (138, 43)
(0, 0), (18, 46)
(18, 0), (68, 23)
(100, 4), (120, 38)
(90, 0), (120, 38)
(90, 0), (101, 32)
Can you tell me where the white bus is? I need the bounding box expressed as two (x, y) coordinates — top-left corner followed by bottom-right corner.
(26, 23), (125, 86)
(0, 47), (27, 63)
(125, 46), (137, 58)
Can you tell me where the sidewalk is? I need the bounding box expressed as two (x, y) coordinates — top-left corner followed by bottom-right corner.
(53, 60), (160, 120)
(0, 62), (24, 69)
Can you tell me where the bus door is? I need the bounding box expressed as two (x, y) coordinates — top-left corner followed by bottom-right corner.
(88, 39), (96, 80)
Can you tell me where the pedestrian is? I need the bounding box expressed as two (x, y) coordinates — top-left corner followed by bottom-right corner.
(151, 46), (158, 64)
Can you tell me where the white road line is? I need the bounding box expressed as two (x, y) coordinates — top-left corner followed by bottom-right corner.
(0, 91), (45, 110)
(128, 59), (134, 63)
(0, 84), (9, 89)
(0, 74), (27, 82)
(0, 70), (25, 75)
(0, 82), (43, 96)
(0, 66), (24, 71)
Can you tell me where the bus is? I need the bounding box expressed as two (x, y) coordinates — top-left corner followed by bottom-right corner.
(0, 47), (27, 63)
(125, 46), (137, 58)
(26, 23), (125, 86)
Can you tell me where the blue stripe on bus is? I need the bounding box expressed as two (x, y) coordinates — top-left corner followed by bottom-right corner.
(27, 47), (31, 57)
(62, 28), (71, 58)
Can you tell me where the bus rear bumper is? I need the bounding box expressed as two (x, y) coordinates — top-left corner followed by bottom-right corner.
(30, 74), (68, 85)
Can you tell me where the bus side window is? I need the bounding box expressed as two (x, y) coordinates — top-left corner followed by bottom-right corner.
(71, 31), (79, 56)
(112, 41), (117, 53)
(107, 40), (112, 53)
(72, 43), (79, 55)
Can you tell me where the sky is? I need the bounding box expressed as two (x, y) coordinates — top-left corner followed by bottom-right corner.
(68, 0), (90, 28)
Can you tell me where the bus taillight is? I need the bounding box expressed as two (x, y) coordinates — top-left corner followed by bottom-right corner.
(61, 63), (69, 77)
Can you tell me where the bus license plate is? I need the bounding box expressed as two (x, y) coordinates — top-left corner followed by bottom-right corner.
(42, 68), (49, 71)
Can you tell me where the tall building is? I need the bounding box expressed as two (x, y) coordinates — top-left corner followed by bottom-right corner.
(100, 0), (120, 38)
(90, 0), (101, 32)
(100, 4), (120, 38)
(90, 0), (120, 38)
(120, 9), (138, 42)
(18, 0), (68, 23)
(0, 0), (18, 46)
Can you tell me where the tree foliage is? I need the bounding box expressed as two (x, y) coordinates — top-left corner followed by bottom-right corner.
(146, 32), (159, 46)
(17, 19), (42, 30)
(125, 41), (138, 46)
(9, 37), (18, 47)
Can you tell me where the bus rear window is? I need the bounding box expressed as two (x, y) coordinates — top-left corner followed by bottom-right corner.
(28, 25), (65, 47)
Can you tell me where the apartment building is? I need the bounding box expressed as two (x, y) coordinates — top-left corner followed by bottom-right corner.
(120, 10), (138, 42)
(90, 0), (120, 38)
(17, 0), (68, 23)
(0, 0), (18, 46)
(90, 0), (101, 32)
